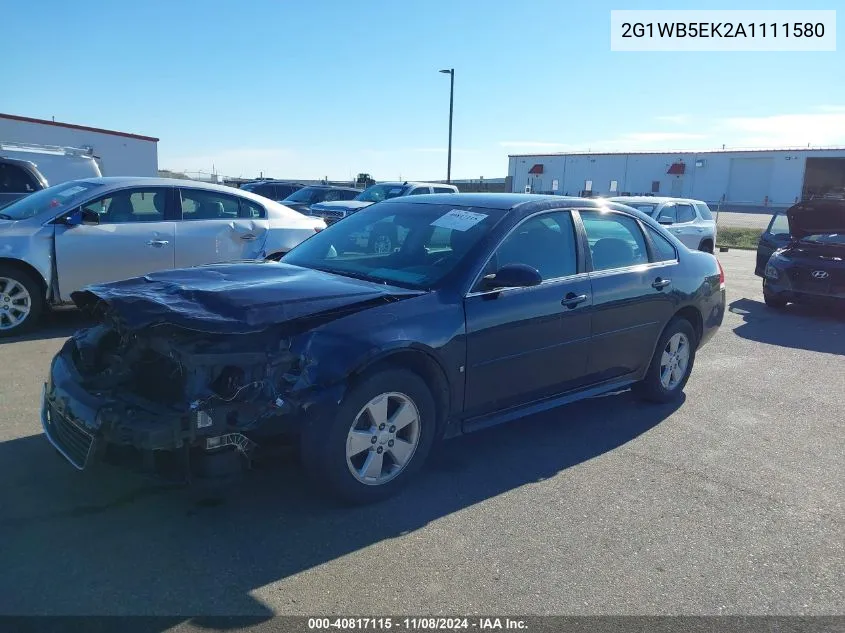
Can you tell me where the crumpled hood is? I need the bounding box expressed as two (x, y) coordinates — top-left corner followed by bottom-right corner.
(71, 262), (424, 334)
(787, 199), (845, 239)
(310, 200), (374, 213)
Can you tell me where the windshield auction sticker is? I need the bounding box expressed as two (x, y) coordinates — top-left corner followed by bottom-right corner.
(431, 210), (488, 231)
(610, 10), (836, 51)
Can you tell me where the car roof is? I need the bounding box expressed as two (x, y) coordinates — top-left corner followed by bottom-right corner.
(387, 193), (615, 210)
(299, 184), (360, 192)
(375, 181), (458, 188)
(610, 196), (706, 205)
(74, 176), (260, 193)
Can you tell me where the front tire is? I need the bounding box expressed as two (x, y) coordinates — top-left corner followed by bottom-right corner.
(634, 317), (697, 403)
(300, 368), (437, 504)
(0, 266), (44, 337)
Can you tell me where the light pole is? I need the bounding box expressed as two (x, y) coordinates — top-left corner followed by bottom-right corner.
(439, 68), (454, 184)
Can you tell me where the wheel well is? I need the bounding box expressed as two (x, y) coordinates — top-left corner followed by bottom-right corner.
(359, 350), (450, 434)
(699, 238), (714, 253)
(674, 305), (703, 347)
(0, 258), (48, 299)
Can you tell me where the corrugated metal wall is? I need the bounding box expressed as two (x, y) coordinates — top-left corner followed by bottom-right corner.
(508, 149), (845, 207)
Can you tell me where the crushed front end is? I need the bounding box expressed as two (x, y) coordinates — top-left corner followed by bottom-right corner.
(42, 322), (314, 482)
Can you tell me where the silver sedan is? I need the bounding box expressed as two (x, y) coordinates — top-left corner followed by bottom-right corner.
(0, 177), (325, 335)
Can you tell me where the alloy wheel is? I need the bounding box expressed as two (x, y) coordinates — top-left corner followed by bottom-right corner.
(0, 276), (32, 331)
(659, 332), (690, 390)
(346, 392), (421, 485)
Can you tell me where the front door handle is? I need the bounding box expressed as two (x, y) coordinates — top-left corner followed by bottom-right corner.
(239, 234), (258, 241)
(652, 277), (672, 290)
(561, 293), (588, 308)
(146, 239), (169, 248)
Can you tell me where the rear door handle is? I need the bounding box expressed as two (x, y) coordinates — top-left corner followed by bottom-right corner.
(145, 239), (169, 248)
(652, 278), (672, 290)
(561, 293), (588, 308)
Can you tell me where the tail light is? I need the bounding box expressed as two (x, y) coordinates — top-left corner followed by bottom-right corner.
(717, 259), (725, 290)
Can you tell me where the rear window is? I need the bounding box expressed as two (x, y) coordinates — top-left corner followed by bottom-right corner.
(695, 203), (713, 220)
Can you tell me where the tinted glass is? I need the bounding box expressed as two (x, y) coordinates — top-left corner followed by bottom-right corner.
(433, 186), (456, 193)
(276, 185), (299, 199)
(646, 226), (678, 261)
(180, 189), (240, 220)
(656, 205), (677, 223)
(488, 211), (577, 282)
(695, 203), (713, 220)
(283, 202), (506, 289)
(580, 211), (649, 271)
(0, 180), (99, 220)
(408, 187), (431, 195)
(240, 198), (266, 219)
(768, 212), (790, 235)
(0, 163), (38, 193)
(676, 203), (696, 223)
(284, 187), (316, 203)
(83, 188), (169, 224)
(623, 203), (657, 216)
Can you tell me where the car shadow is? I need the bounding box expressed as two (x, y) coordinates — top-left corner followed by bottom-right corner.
(729, 298), (845, 355)
(0, 390), (682, 625)
(0, 309), (91, 345)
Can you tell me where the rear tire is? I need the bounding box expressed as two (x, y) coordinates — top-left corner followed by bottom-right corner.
(763, 288), (788, 309)
(0, 266), (44, 337)
(300, 367), (436, 504)
(634, 317), (697, 404)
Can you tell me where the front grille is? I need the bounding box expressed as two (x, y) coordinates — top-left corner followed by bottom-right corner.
(790, 269), (831, 293)
(46, 403), (95, 469)
(321, 209), (346, 218)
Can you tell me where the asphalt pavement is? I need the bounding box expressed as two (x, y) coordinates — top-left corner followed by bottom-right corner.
(0, 249), (842, 621)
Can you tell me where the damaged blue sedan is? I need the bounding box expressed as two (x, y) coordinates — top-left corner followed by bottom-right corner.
(42, 194), (725, 503)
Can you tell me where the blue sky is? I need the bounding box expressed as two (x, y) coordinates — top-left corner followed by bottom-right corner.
(2, 0), (843, 180)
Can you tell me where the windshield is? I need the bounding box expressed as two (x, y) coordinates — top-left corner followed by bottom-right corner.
(0, 181), (101, 221)
(355, 184), (408, 203)
(800, 233), (845, 245)
(283, 187), (320, 203)
(282, 202), (505, 289)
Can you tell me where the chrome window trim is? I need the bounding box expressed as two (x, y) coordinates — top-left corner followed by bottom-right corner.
(45, 185), (176, 226)
(465, 271), (590, 299)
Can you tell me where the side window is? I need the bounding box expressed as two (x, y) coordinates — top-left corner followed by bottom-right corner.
(0, 163), (38, 193)
(695, 203), (713, 220)
(276, 185), (298, 200)
(646, 226), (678, 262)
(253, 184), (275, 198)
(179, 189), (240, 220)
(580, 211), (649, 271)
(768, 212), (790, 236)
(676, 203), (696, 223)
(485, 211), (578, 284)
(433, 186), (456, 194)
(656, 204), (677, 224)
(81, 188), (169, 223)
(409, 187), (431, 195)
(340, 189), (358, 200)
(239, 198), (266, 219)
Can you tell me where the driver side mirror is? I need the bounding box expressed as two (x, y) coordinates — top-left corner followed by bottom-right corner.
(482, 263), (542, 290)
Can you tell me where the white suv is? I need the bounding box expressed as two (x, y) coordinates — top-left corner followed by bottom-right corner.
(610, 196), (717, 253)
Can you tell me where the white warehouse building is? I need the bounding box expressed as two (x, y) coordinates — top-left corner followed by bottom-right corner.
(507, 148), (845, 209)
(0, 112), (158, 177)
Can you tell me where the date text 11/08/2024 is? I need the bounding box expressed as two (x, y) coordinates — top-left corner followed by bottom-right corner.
(307, 618), (528, 630)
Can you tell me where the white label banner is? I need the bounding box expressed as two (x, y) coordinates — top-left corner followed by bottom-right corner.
(611, 10), (836, 51)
